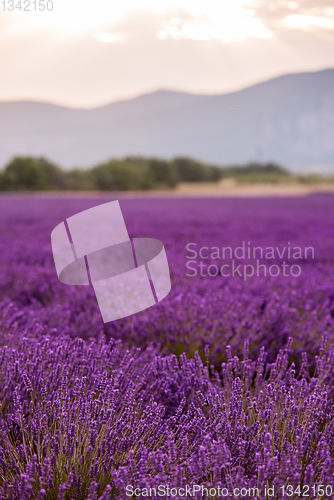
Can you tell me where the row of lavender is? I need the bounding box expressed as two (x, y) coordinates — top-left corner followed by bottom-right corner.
(0, 195), (334, 498)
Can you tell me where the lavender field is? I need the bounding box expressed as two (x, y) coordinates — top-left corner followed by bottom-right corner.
(1, 195), (334, 499)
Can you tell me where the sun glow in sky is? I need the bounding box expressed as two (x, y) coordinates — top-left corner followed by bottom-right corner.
(4, 0), (334, 40)
(1, 0), (334, 106)
(2, 0), (270, 39)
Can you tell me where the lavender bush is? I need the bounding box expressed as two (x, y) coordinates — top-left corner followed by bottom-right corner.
(0, 195), (334, 498)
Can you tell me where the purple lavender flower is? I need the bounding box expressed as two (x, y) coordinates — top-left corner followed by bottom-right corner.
(0, 195), (333, 498)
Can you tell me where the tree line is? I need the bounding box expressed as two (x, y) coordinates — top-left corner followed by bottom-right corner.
(0, 156), (290, 191)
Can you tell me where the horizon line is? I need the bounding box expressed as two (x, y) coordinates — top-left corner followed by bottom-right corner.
(0, 66), (333, 111)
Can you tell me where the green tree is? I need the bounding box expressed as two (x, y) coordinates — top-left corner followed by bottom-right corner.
(123, 156), (155, 189)
(66, 169), (96, 191)
(148, 159), (179, 188)
(173, 157), (211, 182)
(91, 160), (145, 191)
(40, 158), (69, 190)
(0, 156), (70, 191)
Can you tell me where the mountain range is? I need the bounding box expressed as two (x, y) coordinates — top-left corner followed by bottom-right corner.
(0, 68), (334, 173)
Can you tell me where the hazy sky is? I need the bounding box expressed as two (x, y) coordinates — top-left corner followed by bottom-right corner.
(1, 0), (334, 107)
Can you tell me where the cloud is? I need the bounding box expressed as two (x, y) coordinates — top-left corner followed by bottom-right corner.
(255, 0), (334, 31)
(155, 10), (272, 42)
(101, 2), (334, 44)
(0, 1), (333, 106)
(2, 1), (334, 41)
(283, 14), (334, 29)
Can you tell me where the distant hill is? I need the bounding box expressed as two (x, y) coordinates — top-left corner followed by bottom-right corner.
(0, 69), (334, 172)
